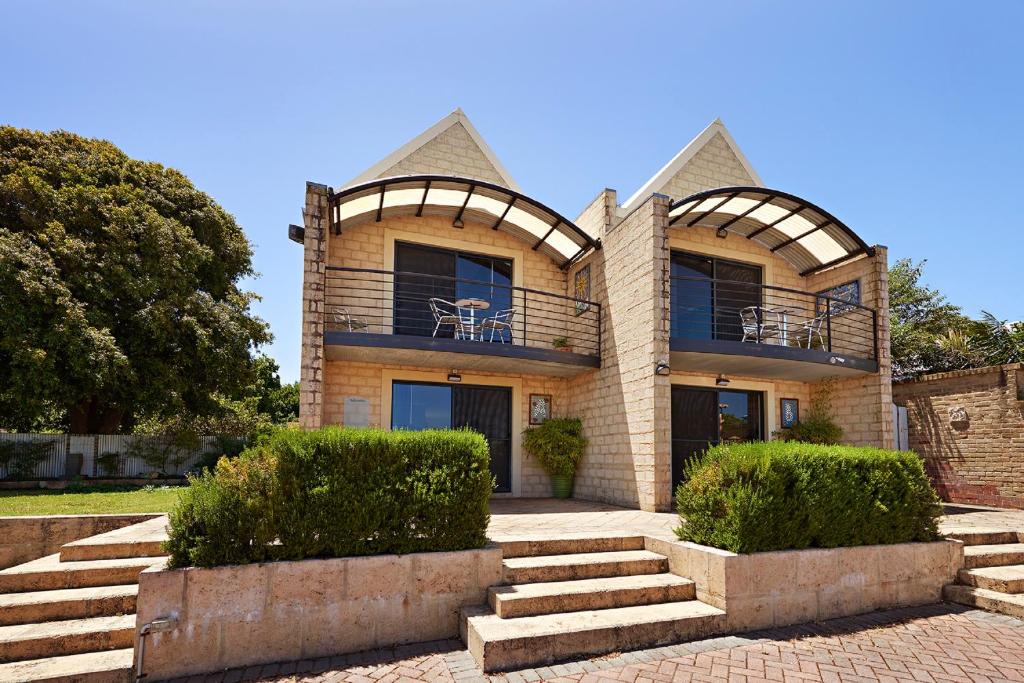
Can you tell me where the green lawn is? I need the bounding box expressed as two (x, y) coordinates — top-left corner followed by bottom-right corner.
(0, 485), (183, 516)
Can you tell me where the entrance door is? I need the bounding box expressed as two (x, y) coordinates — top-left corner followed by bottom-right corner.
(391, 381), (513, 493)
(670, 386), (764, 491)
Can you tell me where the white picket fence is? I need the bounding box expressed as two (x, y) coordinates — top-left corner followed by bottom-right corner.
(0, 433), (221, 480)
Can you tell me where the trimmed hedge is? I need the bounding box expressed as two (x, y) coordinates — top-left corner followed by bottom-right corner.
(165, 427), (493, 568)
(674, 441), (942, 553)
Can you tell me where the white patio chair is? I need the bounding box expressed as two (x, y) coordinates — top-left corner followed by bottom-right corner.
(481, 308), (516, 343)
(331, 307), (368, 332)
(739, 306), (780, 344)
(798, 313), (828, 349)
(428, 298), (460, 338)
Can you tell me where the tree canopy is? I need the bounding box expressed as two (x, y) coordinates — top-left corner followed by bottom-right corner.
(0, 126), (271, 433)
(889, 258), (1023, 379)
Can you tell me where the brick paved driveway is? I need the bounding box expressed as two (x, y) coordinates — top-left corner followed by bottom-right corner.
(187, 604), (1024, 683)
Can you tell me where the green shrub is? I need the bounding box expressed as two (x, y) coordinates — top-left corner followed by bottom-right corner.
(675, 441), (942, 553)
(0, 440), (55, 480)
(164, 426), (493, 568)
(522, 418), (587, 477)
(775, 378), (843, 445)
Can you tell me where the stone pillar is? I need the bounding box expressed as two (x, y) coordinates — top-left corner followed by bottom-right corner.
(299, 182), (329, 429)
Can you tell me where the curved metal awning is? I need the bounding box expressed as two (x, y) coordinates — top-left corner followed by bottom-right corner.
(668, 187), (875, 276)
(328, 175), (600, 269)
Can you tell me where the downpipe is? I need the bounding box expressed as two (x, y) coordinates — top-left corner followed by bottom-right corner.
(135, 617), (178, 682)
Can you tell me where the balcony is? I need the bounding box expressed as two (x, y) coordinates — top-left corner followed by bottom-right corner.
(323, 267), (601, 377)
(669, 276), (878, 381)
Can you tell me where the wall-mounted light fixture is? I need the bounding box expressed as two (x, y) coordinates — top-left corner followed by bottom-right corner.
(447, 371), (462, 383)
(655, 361), (671, 376)
(716, 227), (729, 239)
(715, 375), (730, 387)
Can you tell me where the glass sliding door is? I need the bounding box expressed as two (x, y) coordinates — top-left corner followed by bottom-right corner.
(393, 242), (513, 341)
(391, 381), (512, 493)
(670, 385), (764, 491)
(670, 251), (762, 341)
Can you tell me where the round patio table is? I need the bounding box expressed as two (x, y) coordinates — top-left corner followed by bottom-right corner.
(455, 298), (490, 340)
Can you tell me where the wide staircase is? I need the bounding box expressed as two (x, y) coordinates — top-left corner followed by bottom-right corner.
(462, 534), (726, 672)
(944, 529), (1024, 619)
(0, 517), (168, 683)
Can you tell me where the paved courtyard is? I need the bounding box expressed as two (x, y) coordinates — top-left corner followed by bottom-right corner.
(184, 604), (1024, 683)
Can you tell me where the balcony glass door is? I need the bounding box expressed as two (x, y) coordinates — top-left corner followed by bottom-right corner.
(394, 242), (513, 340)
(670, 251), (762, 341)
(391, 381), (512, 493)
(670, 385), (763, 491)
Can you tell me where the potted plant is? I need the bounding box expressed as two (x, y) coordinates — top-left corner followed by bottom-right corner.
(522, 417), (587, 498)
(552, 336), (572, 353)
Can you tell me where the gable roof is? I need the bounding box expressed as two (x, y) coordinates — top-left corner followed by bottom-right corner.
(341, 108), (521, 192)
(620, 118), (763, 211)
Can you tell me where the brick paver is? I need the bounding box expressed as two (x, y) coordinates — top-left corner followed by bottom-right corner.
(181, 604), (1024, 683)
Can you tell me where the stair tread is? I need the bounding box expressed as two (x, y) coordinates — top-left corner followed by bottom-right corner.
(0, 647), (133, 683)
(62, 516), (168, 549)
(467, 600), (724, 640)
(1, 554), (164, 576)
(492, 573), (694, 600)
(945, 529), (1021, 546)
(0, 614), (135, 643)
(944, 584), (1024, 619)
(503, 550), (665, 569)
(964, 543), (1024, 556)
(0, 584), (138, 609)
(960, 564), (1024, 579)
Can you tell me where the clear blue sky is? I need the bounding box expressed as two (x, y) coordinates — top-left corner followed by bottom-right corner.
(5, 1), (1022, 382)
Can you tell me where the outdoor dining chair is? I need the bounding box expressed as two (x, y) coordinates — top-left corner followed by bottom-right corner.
(739, 306), (781, 344)
(798, 313), (829, 349)
(480, 308), (516, 343)
(428, 298), (461, 337)
(331, 306), (368, 332)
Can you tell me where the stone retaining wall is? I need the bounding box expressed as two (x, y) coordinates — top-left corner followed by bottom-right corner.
(0, 513), (162, 569)
(134, 546), (503, 681)
(645, 536), (962, 632)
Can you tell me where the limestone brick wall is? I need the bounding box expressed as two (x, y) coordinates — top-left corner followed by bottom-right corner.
(299, 184), (329, 429)
(567, 194), (672, 512)
(893, 364), (1024, 509)
(807, 248), (893, 448)
(658, 132), (756, 200)
(375, 121), (508, 187)
(322, 359), (569, 498)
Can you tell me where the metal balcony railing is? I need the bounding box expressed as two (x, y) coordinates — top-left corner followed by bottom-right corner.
(670, 276), (878, 362)
(324, 267), (601, 358)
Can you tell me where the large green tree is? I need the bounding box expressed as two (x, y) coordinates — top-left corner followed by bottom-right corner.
(0, 127), (270, 433)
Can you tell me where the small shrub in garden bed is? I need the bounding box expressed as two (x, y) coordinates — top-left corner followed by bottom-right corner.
(165, 426), (493, 568)
(674, 441), (942, 553)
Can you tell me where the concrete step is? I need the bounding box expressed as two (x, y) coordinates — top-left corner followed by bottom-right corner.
(944, 584), (1024, 620)
(60, 516), (168, 562)
(0, 615), (135, 663)
(957, 565), (1024, 594)
(0, 585), (137, 626)
(462, 600), (726, 672)
(945, 529), (1021, 546)
(0, 554), (163, 593)
(490, 574), (695, 618)
(502, 550), (667, 585)
(496, 534), (646, 559)
(0, 648), (133, 683)
(963, 543), (1024, 570)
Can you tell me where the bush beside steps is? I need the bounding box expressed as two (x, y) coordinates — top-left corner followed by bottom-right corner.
(164, 426), (493, 568)
(675, 441), (942, 554)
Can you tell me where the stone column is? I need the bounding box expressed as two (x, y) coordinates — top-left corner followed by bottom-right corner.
(299, 182), (329, 429)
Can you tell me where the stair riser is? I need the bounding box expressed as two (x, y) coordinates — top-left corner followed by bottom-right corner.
(944, 584), (1024, 619)
(0, 628), (134, 664)
(498, 537), (646, 559)
(469, 612), (725, 672)
(0, 595), (136, 627)
(0, 567), (146, 594)
(491, 583), (695, 618)
(60, 541), (165, 563)
(958, 570), (1024, 594)
(947, 531), (1020, 546)
(503, 558), (667, 585)
(965, 550), (1024, 570)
